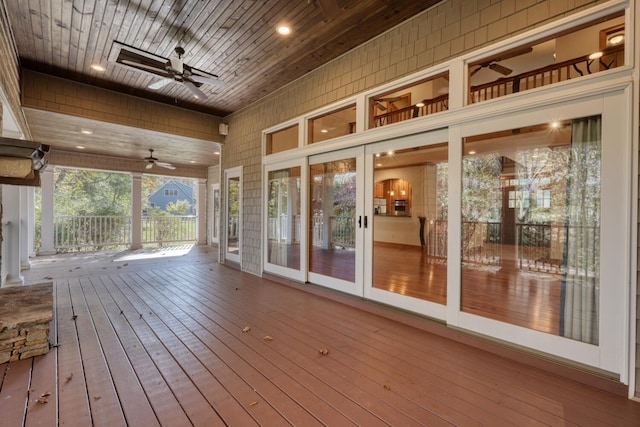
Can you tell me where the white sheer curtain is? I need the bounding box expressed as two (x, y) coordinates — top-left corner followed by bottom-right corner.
(560, 116), (601, 345)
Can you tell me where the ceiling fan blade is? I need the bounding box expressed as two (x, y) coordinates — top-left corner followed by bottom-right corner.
(156, 161), (176, 170)
(495, 46), (533, 62)
(470, 65), (483, 76)
(148, 78), (173, 90)
(489, 63), (513, 75)
(190, 75), (226, 87)
(121, 59), (168, 75)
(183, 81), (207, 99)
(374, 101), (387, 111)
(318, 0), (341, 18)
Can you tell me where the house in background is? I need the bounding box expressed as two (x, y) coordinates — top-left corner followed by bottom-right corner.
(147, 180), (195, 215)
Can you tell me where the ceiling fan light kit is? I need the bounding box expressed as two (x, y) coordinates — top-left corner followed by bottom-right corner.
(144, 149), (176, 170)
(109, 42), (225, 100)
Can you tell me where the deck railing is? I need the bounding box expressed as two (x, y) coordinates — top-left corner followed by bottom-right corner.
(267, 214), (301, 243)
(311, 213), (355, 249)
(54, 215), (132, 250)
(456, 221), (599, 273)
(53, 215), (197, 250)
(470, 44), (624, 104)
(141, 216), (196, 245)
(372, 94), (448, 128)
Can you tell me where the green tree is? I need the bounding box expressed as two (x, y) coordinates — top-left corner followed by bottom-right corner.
(166, 199), (190, 215)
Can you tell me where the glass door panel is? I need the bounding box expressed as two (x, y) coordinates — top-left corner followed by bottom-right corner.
(225, 168), (241, 264)
(461, 117), (601, 344)
(371, 143), (449, 304)
(267, 166), (302, 271)
(308, 148), (363, 294)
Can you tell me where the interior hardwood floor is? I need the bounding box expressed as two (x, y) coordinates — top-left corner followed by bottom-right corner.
(1, 245), (638, 426)
(371, 242), (561, 335)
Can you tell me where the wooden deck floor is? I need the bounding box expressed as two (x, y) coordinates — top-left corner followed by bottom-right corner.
(2, 245), (639, 426)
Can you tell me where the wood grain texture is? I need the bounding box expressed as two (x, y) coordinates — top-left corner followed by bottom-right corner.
(1, 245), (636, 426)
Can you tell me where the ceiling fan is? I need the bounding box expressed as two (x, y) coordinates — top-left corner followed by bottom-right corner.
(374, 96), (404, 111)
(470, 47), (534, 77)
(113, 43), (225, 99)
(144, 149), (175, 170)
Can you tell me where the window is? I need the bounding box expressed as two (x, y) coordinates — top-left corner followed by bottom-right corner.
(266, 125), (298, 155)
(468, 13), (624, 104)
(369, 72), (449, 129)
(308, 104), (356, 144)
(164, 189), (178, 196)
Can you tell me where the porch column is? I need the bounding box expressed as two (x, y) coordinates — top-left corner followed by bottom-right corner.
(196, 178), (207, 245)
(27, 186), (35, 257)
(4, 185), (23, 286)
(39, 167), (55, 255)
(19, 186), (31, 271)
(131, 172), (142, 249)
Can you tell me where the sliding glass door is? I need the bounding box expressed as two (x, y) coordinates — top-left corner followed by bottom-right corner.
(308, 148), (364, 295)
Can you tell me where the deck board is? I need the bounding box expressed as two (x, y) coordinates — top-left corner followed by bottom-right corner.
(0, 244), (637, 426)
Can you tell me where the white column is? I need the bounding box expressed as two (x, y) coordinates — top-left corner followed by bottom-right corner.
(131, 172), (142, 249)
(196, 178), (207, 245)
(19, 186), (31, 271)
(4, 185), (23, 285)
(39, 166), (56, 255)
(27, 186), (35, 257)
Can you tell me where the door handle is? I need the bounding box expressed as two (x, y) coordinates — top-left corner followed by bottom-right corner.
(364, 215), (368, 228)
(358, 215), (362, 228)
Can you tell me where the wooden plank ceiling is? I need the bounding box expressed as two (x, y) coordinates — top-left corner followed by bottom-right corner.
(4, 0), (442, 167)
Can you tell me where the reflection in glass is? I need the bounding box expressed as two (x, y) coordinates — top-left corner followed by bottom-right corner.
(227, 176), (240, 255)
(267, 167), (301, 270)
(212, 187), (220, 242)
(372, 143), (448, 304)
(309, 158), (356, 283)
(461, 117), (601, 344)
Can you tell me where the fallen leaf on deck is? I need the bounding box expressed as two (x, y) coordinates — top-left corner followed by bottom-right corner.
(65, 373), (73, 383)
(263, 335), (274, 341)
(318, 348), (329, 356)
(383, 384), (391, 391)
(74, 266), (81, 270)
(139, 313), (143, 319)
(44, 276), (52, 280)
(242, 326), (251, 333)
(248, 401), (258, 407)
(123, 263), (128, 266)
(41, 391), (51, 397)
(36, 397), (48, 404)
(71, 315), (78, 320)
(93, 396), (101, 401)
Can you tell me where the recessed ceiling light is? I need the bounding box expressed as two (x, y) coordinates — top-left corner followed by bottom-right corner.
(387, 150), (393, 156)
(80, 129), (93, 135)
(608, 34), (624, 45)
(90, 64), (106, 72)
(468, 150), (476, 155)
(588, 51), (603, 60)
(277, 25), (291, 35)
(376, 163), (382, 167)
(190, 160), (196, 164)
(416, 102), (425, 108)
(320, 129), (328, 133)
(76, 145), (85, 149)
(214, 151), (221, 155)
(551, 121), (560, 128)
